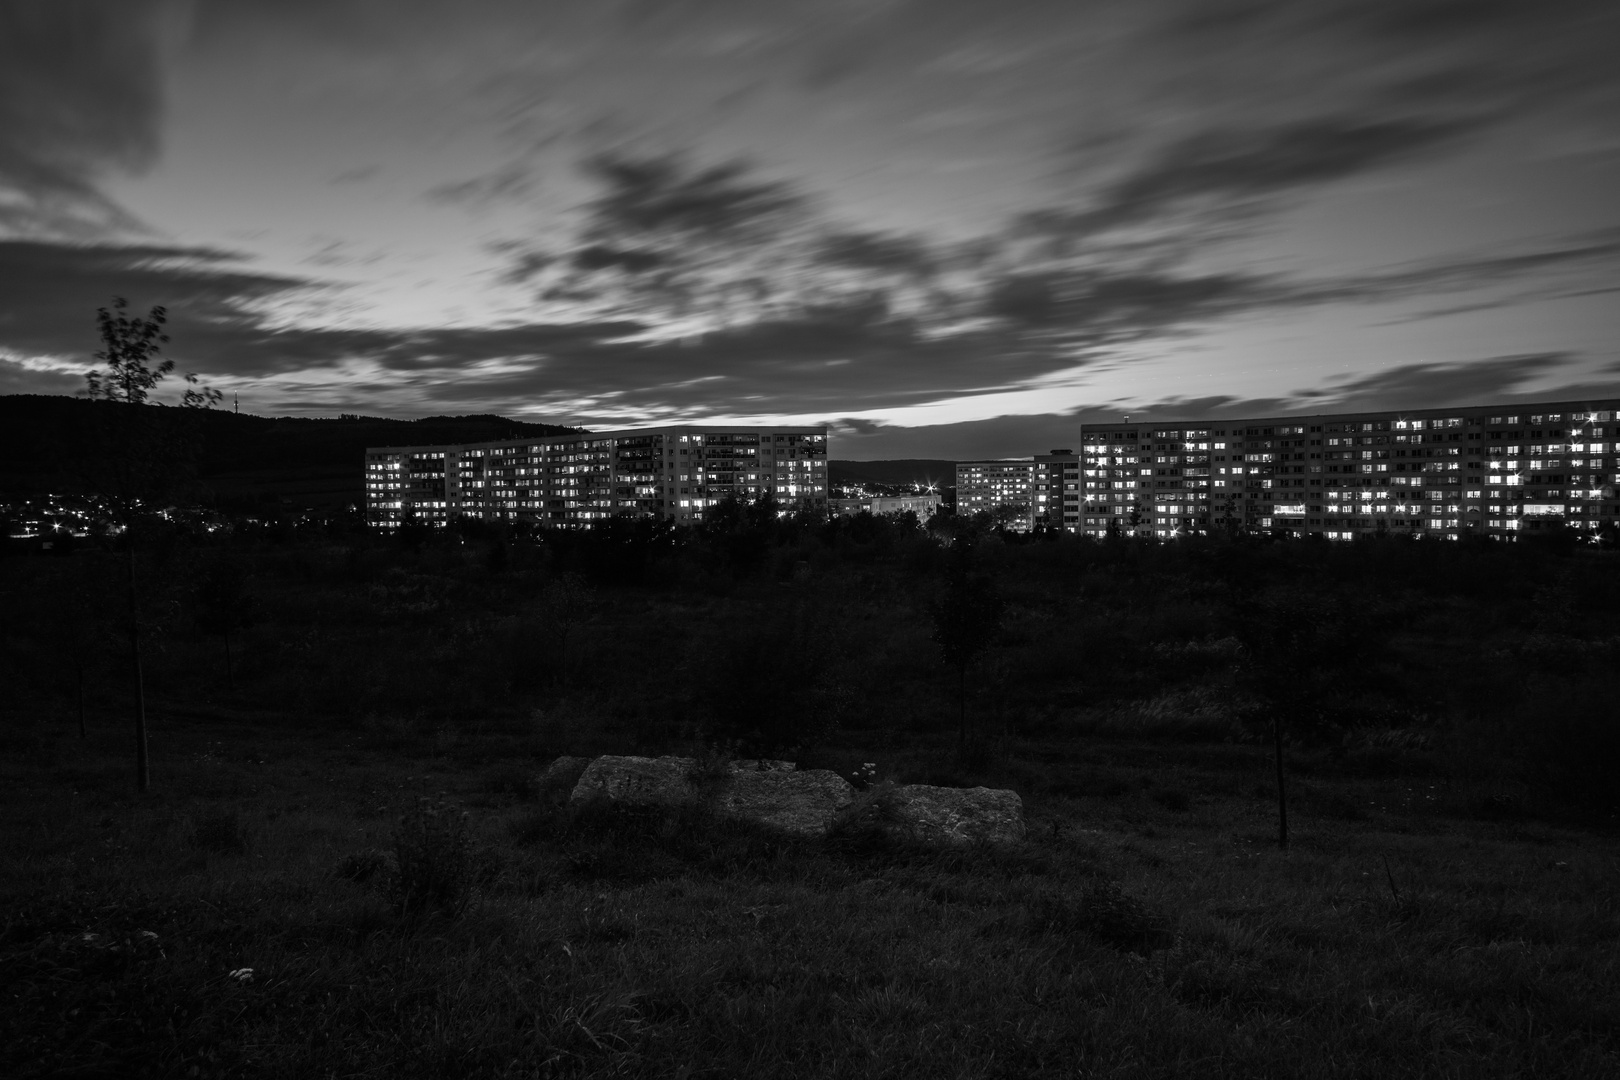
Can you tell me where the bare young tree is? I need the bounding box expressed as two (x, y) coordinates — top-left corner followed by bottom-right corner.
(83, 297), (220, 791)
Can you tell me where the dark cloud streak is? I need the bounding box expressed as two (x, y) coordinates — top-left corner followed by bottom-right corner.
(1068, 115), (1484, 238)
(0, 1), (172, 237)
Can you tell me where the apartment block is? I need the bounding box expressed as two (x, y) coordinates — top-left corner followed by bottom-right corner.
(1078, 399), (1620, 540)
(1033, 450), (1082, 531)
(956, 459), (1033, 529)
(955, 450), (1080, 531)
(364, 426), (828, 528)
(870, 494), (943, 518)
(831, 493), (942, 518)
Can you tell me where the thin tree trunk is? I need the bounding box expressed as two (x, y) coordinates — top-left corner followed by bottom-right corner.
(958, 664), (967, 752)
(127, 543), (149, 793)
(1274, 712), (1288, 850)
(223, 627), (234, 695)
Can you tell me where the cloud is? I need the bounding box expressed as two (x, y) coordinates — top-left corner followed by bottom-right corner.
(1120, 115), (1473, 215)
(781, 350), (1619, 461)
(0, 240), (330, 390)
(330, 164), (380, 184)
(1137, 354), (1594, 421)
(7, 231), (1610, 435)
(0, 354), (84, 397)
(1023, 0), (1620, 259)
(1314, 233), (1620, 305)
(830, 416), (885, 436)
(979, 231), (1620, 346)
(424, 159), (538, 207)
(463, 144), (1620, 424)
(580, 152), (806, 244)
(1295, 354), (1578, 410)
(1162, 0), (1620, 110)
(326, 300), (1072, 417)
(497, 248), (556, 286)
(9, 105), (1616, 428)
(532, 152), (815, 321)
(1040, 115), (1486, 243)
(984, 267), (1274, 341)
(0, 235), (1062, 417)
(0, 1), (179, 237)
(814, 231), (939, 279)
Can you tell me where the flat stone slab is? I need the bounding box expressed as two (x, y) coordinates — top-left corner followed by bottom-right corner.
(555, 756), (1020, 844)
(536, 755), (593, 802)
(570, 755), (698, 806)
(716, 769), (855, 837)
(731, 759), (796, 773)
(561, 755), (850, 837)
(883, 784), (1026, 846)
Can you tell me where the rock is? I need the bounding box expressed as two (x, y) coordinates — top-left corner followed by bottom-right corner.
(559, 758), (1017, 844)
(716, 769), (855, 837)
(564, 755), (851, 837)
(731, 759), (796, 773)
(882, 784), (1026, 846)
(536, 756), (593, 803)
(569, 755), (699, 806)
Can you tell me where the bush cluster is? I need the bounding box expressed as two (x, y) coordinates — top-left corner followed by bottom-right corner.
(4, 506), (1618, 815)
(391, 798), (478, 918)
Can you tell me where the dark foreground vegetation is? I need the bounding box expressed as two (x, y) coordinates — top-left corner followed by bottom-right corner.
(3, 513), (1618, 1077)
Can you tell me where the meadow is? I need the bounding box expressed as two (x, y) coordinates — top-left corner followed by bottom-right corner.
(2, 514), (1617, 1077)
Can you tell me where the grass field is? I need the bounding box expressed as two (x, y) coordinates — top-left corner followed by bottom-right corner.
(4, 524), (1619, 1076)
(4, 705), (1616, 1079)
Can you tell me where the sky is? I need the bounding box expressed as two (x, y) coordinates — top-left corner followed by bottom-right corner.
(2, 0), (1619, 459)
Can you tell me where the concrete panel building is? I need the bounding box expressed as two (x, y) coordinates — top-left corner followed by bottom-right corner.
(956, 450), (1079, 531)
(955, 459), (1034, 529)
(870, 494), (942, 518)
(1078, 399), (1620, 540)
(1032, 450), (1082, 531)
(832, 493), (942, 518)
(365, 426), (827, 528)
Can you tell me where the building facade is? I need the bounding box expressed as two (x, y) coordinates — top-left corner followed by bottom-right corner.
(870, 494), (942, 518)
(1078, 400), (1620, 540)
(956, 459), (1034, 529)
(832, 494), (941, 518)
(956, 450), (1080, 531)
(365, 426), (828, 528)
(1033, 450), (1082, 531)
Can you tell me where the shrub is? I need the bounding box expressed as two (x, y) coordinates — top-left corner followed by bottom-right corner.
(1029, 880), (1175, 955)
(697, 604), (853, 757)
(826, 780), (937, 856)
(1151, 789), (1190, 812)
(1519, 699), (1620, 816)
(189, 809), (248, 854)
(479, 763), (537, 800)
(390, 798), (476, 918)
(507, 807), (556, 845)
(333, 847), (395, 885)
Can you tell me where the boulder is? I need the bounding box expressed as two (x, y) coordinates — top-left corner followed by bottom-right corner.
(716, 769), (855, 837)
(557, 757), (1024, 846)
(536, 756), (593, 803)
(569, 755), (698, 806)
(562, 755), (852, 837)
(731, 759), (796, 773)
(882, 784), (1026, 846)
